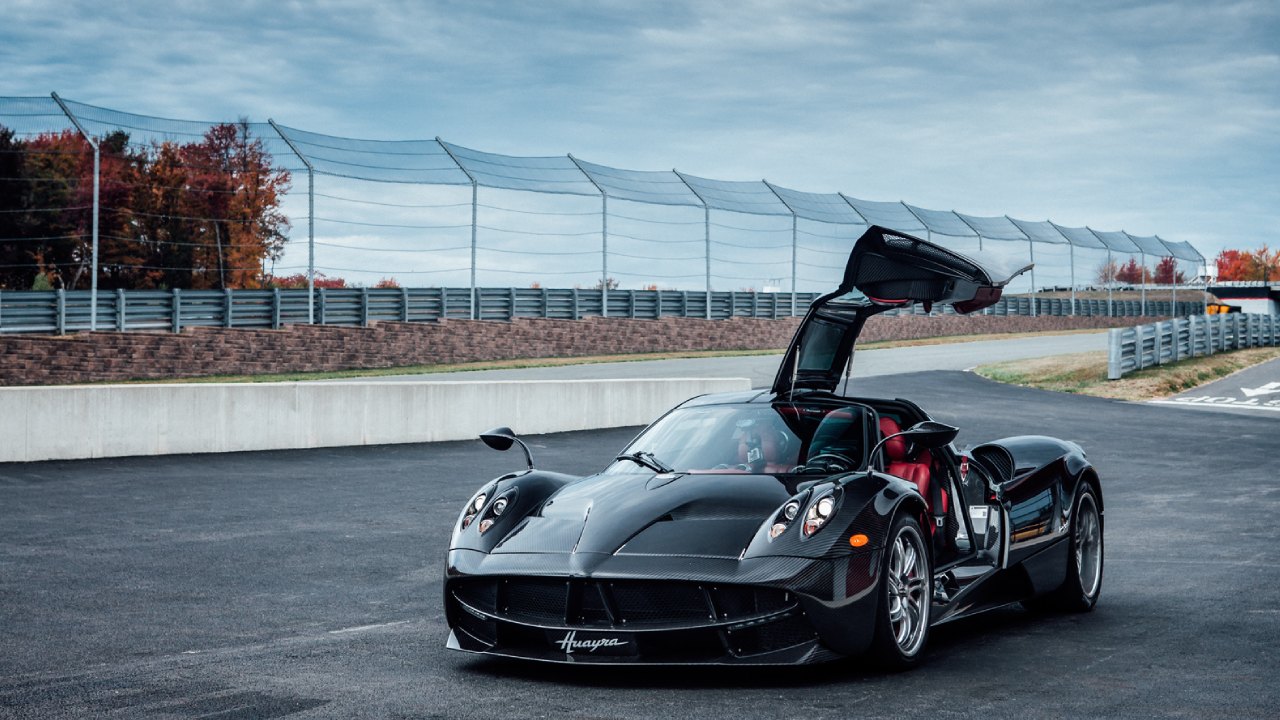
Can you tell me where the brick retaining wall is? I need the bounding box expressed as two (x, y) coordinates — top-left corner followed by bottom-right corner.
(0, 314), (1143, 386)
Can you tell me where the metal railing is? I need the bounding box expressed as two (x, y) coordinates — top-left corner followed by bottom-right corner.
(0, 288), (1208, 336)
(0, 288), (820, 334)
(1107, 313), (1280, 379)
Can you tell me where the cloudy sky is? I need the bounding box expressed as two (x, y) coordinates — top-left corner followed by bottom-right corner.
(2, 0), (1277, 284)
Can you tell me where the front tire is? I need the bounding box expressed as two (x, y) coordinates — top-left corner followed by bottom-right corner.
(867, 514), (932, 670)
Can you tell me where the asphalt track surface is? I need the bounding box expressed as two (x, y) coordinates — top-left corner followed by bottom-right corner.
(1151, 357), (1280, 417)
(339, 331), (1109, 386)
(3, 370), (1278, 718)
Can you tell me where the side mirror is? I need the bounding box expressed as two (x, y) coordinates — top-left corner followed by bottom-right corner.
(479, 426), (535, 470)
(898, 420), (959, 449)
(868, 420), (959, 469)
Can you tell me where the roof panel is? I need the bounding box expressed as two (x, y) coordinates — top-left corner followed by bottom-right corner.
(1050, 223), (1112, 250)
(674, 172), (791, 216)
(1161, 239), (1204, 263)
(959, 213), (1031, 241)
(1086, 228), (1141, 253)
(840, 197), (926, 232)
(570, 157), (702, 207)
(1006, 217), (1069, 244)
(1126, 233), (1173, 257)
(0, 96), (76, 138)
(440, 140), (600, 196)
(765, 182), (866, 225)
(272, 126), (471, 183)
(904, 205), (977, 237)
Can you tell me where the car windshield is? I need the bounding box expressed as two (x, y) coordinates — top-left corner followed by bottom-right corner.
(604, 403), (872, 476)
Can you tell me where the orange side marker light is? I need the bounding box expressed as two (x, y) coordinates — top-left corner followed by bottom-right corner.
(849, 534), (869, 548)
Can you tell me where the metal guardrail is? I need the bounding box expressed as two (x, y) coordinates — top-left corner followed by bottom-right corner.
(0, 288), (1205, 336)
(1107, 313), (1280, 379)
(0, 288), (821, 334)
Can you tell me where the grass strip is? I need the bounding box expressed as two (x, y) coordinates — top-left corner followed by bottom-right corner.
(975, 347), (1280, 401)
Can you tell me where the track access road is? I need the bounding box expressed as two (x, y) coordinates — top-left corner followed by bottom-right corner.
(2, 368), (1277, 718)
(335, 331), (1110, 386)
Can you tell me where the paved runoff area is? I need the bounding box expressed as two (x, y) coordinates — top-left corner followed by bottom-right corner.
(3, 365), (1279, 718)
(1149, 357), (1280, 417)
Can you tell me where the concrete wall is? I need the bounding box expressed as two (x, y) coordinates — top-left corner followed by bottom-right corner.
(0, 377), (751, 463)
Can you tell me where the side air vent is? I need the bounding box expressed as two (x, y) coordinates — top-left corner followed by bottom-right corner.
(971, 444), (1014, 484)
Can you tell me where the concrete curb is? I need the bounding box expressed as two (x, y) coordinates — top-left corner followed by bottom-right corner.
(0, 377), (752, 462)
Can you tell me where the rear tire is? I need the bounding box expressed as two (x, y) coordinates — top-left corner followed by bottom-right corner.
(1025, 484), (1103, 612)
(866, 513), (932, 670)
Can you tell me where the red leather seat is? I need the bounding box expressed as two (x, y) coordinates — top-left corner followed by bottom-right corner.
(879, 418), (947, 516)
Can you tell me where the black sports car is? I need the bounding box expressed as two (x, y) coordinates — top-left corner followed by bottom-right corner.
(444, 226), (1104, 668)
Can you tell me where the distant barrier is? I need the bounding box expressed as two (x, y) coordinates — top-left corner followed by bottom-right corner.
(0, 288), (1204, 335)
(1107, 314), (1280, 379)
(0, 377), (752, 462)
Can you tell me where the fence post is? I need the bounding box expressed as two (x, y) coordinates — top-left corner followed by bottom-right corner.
(508, 287), (516, 321)
(1107, 328), (1122, 380)
(272, 289), (281, 329)
(628, 290), (636, 319)
(318, 288), (327, 325)
(116, 288), (126, 331)
(224, 289), (234, 328)
(56, 289), (65, 335)
(655, 289), (662, 319)
(401, 288), (410, 322)
(572, 288), (580, 320)
(360, 288), (369, 327)
(172, 289), (182, 333)
(1157, 317), (1167, 363)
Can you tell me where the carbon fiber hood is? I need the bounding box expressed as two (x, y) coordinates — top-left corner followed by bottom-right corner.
(490, 472), (792, 559)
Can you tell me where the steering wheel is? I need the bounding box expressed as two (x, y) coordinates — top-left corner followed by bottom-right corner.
(804, 452), (857, 474)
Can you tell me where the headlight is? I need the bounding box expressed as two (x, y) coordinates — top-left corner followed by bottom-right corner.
(460, 485), (496, 531)
(475, 488), (518, 535)
(768, 497), (807, 540)
(803, 492), (838, 537)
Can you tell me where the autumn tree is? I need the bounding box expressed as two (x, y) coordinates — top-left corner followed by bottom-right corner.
(1153, 256), (1185, 284)
(1215, 247), (1280, 282)
(180, 121), (291, 289)
(13, 130), (89, 289)
(1095, 258), (1118, 285)
(1214, 249), (1252, 281)
(1115, 257), (1148, 284)
(0, 126), (27, 289)
(0, 122), (290, 291)
(1248, 245), (1280, 281)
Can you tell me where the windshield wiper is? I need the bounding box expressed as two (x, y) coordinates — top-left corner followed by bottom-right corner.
(614, 451), (673, 474)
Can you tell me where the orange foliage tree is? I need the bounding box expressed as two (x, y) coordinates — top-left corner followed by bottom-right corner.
(1153, 256), (1185, 284)
(1215, 247), (1280, 282)
(1115, 257), (1148, 284)
(0, 122), (290, 291)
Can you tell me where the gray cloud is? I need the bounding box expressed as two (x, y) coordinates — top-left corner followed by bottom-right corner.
(2, 0), (1276, 262)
